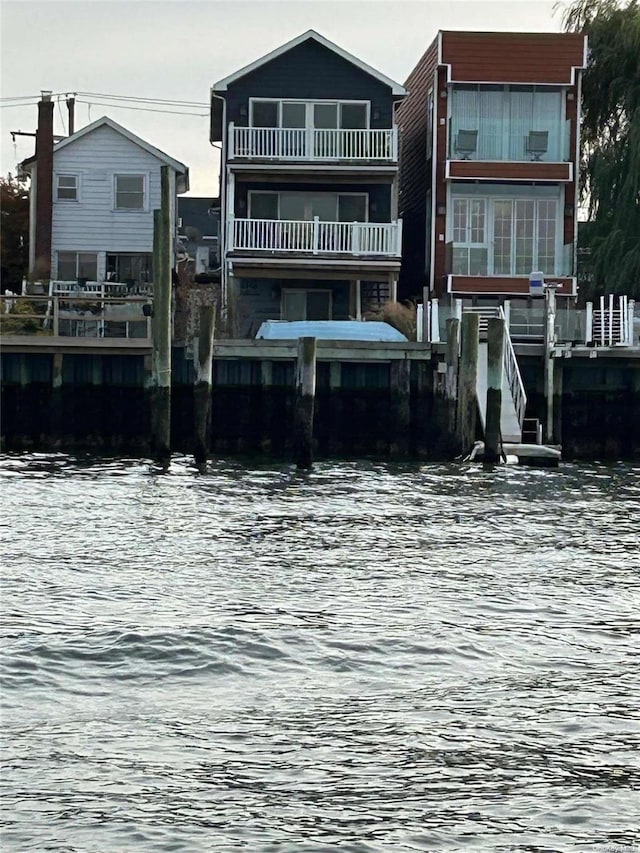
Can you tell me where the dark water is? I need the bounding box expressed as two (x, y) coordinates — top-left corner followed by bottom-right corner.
(1, 455), (639, 853)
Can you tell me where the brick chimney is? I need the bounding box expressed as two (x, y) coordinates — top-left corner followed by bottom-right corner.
(34, 91), (54, 279)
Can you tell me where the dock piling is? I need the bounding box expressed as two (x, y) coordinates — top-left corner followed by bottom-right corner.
(149, 166), (172, 466)
(485, 316), (505, 463)
(457, 312), (479, 456)
(193, 304), (216, 466)
(293, 336), (317, 469)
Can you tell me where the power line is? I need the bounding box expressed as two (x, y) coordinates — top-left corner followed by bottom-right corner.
(0, 101), (41, 109)
(75, 99), (207, 117)
(77, 91), (208, 108)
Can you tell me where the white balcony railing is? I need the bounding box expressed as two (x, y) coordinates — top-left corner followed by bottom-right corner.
(230, 217), (402, 257)
(229, 123), (398, 162)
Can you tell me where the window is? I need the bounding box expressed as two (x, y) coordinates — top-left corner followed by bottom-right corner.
(451, 199), (488, 275)
(250, 100), (369, 130)
(451, 195), (558, 276)
(57, 252), (98, 281)
(282, 289), (332, 321)
(450, 85), (564, 161)
(115, 175), (145, 210)
(56, 175), (78, 201)
(106, 253), (153, 283)
(248, 191), (368, 222)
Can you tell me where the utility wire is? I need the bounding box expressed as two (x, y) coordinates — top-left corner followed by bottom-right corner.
(77, 91), (208, 107)
(75, 99), (207, 117)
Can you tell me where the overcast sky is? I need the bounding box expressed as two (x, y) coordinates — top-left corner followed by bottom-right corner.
(1, 0), (566, 196)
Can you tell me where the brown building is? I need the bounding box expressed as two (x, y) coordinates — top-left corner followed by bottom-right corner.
(397, 30), (587, 303)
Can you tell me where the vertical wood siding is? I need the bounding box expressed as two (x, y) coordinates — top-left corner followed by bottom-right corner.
(396, 38), (439, 297)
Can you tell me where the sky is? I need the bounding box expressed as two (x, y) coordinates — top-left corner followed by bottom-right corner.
(1, 0), (567, 197)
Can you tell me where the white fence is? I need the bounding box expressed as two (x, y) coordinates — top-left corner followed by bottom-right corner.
(230, 217), (402, 257)
(229, 124), (398, 161)
(421, 295), (637, 348)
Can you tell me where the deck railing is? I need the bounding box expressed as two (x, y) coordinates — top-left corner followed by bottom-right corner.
(1, 293), (152, 339)
(230, 217), (402, 257)
(229, 123), (398, 161)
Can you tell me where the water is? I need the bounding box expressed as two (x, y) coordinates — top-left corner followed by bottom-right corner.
(1, 455), (639, 852)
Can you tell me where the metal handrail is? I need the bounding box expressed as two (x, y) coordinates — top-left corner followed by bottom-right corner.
(462, 305), (527, 429)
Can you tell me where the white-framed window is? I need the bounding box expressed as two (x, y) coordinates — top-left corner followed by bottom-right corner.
(57, 251), (98, 281)
(114, 174), (146, 210)
(450, 194), (559, 276)
(248, 191), (368, 222)
(249, 99), (370, 130)
(56, 174), (78, 201)
(282, 288), (332, 321)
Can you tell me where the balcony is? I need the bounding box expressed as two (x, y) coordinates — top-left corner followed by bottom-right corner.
(448, 118), (571, 163)
(228, 123), (398, 162)
(229, 217), (402, 257)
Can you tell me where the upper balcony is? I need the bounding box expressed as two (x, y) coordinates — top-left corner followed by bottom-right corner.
(228, 123), (399, 164)
(445, 85), (573, 181)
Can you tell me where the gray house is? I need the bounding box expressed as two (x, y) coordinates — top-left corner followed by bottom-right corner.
(210, 30), (406, 337)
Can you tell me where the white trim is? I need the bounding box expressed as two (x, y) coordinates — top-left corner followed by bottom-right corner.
(52, 116), (189, 191)
(429, 68), (438, 291)
(54, 172), (80, 203)
(113, 172), (149, 213)
(213, 29), (406, 96)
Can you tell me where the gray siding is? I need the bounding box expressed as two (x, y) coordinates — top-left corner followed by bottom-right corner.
(51, 125), (178, 276)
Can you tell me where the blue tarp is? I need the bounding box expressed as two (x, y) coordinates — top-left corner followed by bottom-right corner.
(255, 320), (408, 342)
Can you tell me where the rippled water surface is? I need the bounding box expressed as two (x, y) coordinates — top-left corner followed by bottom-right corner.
(1, 454), (639, 852)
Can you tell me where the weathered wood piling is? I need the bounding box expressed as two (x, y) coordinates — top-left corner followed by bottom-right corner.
(484, 316), (505, 463)
(293, 336), (317, 469)
(457, 312), (479, 455)
(193, 304), (216, 466)
(389, 357), (411, 457)
(149, 166), (172, 466)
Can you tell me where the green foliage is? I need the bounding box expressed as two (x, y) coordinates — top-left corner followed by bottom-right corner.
(0, 173), (30, 292)
(561, 0), (640, 297)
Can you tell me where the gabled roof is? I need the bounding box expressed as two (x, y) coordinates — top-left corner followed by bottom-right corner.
(213, 29), (406, 96)
(24, 116), (189, 192)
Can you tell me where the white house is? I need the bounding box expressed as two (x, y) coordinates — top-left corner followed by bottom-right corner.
(24, 114), (189, 286)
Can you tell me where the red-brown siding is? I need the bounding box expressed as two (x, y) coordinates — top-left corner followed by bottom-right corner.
(449, 276), (575, 296)
(447, 161), (572, 182)
(396, 35), (439, 296)
(441, 32), (586, 84)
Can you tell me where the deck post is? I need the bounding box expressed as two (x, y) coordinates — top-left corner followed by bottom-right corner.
(457, 311), (479, 455)
(485, 316), (505, 463)
(149, 165), (172, 466)
(293, 337), (317, 469)
(193, 303), (216, 467)
(389, 356), (411, 457)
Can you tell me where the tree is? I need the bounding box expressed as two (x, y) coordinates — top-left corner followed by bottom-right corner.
(0, 173), (29, 292)
(560, 0), (640, 298)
